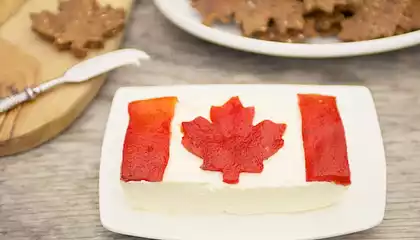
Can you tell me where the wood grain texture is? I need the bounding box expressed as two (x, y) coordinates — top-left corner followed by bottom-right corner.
(0, 0), (132, 156)
(1, 1), (420, 239)
(0, 39), (41, 143)
(0, 0), (27, 25)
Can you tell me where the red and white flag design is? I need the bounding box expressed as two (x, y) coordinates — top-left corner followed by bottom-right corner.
(121, 94), (351, 186)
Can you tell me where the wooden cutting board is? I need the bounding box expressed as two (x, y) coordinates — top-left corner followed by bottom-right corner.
(0, 0), (133, 156)
(0, 0), (27, 25)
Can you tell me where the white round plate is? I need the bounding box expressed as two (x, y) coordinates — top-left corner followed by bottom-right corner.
(154, 0), (420, 58)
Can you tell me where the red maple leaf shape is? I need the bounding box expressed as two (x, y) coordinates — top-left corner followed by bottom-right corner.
(181, 97), (287, 184)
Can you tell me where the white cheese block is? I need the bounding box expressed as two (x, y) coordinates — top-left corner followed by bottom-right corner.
(121, 90), (350, 215)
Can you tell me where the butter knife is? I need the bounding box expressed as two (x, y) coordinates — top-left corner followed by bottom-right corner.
(0, 49), (150, 113)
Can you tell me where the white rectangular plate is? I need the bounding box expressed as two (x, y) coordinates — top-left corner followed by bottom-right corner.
(99, 84), (386, 240)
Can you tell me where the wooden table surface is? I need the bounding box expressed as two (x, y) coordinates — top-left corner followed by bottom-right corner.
(1, 1), (420, 239)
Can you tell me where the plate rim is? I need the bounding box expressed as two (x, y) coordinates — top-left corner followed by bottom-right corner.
(99, 84), (387, 240)
(154, 0), (420, 58)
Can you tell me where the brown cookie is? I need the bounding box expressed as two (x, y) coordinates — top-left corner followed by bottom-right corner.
(306, 11), (345, 36)
(256, 11), (345, 43)
(338, 0), (411, 41)
(192, 0), (420, 43)
(234, 0), (272, 36)
(235, 0), (305, 36)
(191, 0), (239, 26)
(303, 0), (361, 13)
(30, 0), (126, 58)
(256, 28), (306, 43)
(192, 0), (305, 37)
(399, 0), (420, 32)
(255, 20), (317, 43)
(269, 0), (305, 34)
